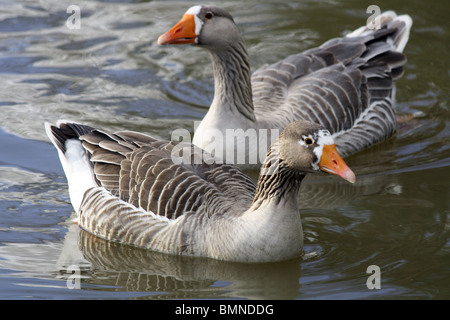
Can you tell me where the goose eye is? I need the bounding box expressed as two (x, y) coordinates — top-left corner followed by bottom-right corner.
(304, 137), (314, 145)
(204, 12), (214, 20)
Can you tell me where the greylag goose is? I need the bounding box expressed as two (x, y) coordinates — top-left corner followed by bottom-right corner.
(45, 119), (355, 262)
(158, 5), (412, 168)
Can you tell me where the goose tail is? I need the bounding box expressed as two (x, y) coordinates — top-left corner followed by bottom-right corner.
(346, 10), (412, 53)
(315, 11), (412, 156)
(45, 120), (98, 213)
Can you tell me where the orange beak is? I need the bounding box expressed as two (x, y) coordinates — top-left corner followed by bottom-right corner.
(318, 144), (356, 183)
(158, 14), (197, 45)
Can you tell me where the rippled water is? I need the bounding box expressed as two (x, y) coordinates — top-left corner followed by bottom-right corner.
(0, 0), (448, 300)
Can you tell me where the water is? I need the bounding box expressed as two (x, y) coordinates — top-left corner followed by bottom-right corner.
(0, 0), (448, 300)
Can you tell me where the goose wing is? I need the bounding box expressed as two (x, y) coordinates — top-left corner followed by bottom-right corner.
(251, 12), (411, 156)
(79, 127), (256, 220)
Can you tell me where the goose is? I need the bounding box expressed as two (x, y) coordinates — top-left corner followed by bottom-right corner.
(158, 5), (412, 168)
(45, 119), (355, 263)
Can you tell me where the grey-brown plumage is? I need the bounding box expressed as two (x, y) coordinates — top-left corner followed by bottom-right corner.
(45, 119), (354, 262)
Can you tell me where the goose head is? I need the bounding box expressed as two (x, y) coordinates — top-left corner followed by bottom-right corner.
(276, 121), (356, 183)
(158, 5), (239, 50)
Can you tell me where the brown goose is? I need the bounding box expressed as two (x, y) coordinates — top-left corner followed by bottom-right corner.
(45, 119), (354, 262)
(158, 5), (412, 168)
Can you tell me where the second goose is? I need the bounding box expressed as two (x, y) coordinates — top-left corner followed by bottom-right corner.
(158, 5), (412, 168)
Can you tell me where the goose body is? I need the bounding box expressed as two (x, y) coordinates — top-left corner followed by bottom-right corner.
(158, 5), (412, 168)
(45, 120), (354, 262)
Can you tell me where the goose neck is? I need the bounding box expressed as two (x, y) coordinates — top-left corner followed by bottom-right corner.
(208, 41), (255, 122)
(250, 144), (306, 211)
